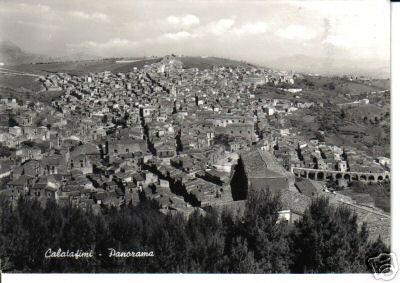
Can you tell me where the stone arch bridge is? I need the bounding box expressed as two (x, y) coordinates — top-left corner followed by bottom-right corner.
(291, 167), (390, 183)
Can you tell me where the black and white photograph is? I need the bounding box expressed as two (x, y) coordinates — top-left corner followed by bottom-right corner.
(0, 0), (397, 281)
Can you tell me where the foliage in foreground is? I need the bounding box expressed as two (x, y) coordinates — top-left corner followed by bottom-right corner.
(0, 191), (389, 273)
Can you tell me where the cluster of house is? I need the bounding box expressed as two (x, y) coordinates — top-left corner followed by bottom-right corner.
(258, 124), (390, 188)
(0, 55), (390, 230)
(0, 56), (286, 215)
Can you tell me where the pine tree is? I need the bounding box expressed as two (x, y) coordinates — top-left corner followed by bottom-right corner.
(290, 197), (371, 273)
(242, 189), (291, 273)
(220, 235), (261, 273)
(365, 236), (390, 273)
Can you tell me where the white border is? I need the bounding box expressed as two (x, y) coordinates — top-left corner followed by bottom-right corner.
(390, 2), (400, 283)
(2, 1), (399, 283)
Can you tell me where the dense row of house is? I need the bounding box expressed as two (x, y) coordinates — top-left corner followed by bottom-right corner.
(0, 55), (390, 242)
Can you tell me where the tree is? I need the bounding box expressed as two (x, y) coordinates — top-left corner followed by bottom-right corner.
(0, 191), (388, 273)
(242, 189), (291, 273)
(185, 209), (226, 272)
(365, 236), (390, 273)
(290, 197), (371, 273)
(150, 213), (189, 272)
(221, 235), (261, 273)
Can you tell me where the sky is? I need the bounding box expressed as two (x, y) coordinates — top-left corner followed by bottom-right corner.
(0, 0), (391, 67)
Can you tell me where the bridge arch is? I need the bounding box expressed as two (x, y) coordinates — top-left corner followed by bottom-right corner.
(326, 172), (333, 181)
(291, 167), (390, 184)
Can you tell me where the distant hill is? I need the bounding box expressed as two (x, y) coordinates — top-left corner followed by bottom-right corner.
(266, 54), (390, 79)
(0, 40), (52, 65)
(0, 41), (390, 78)
(2, 58), (161, 76)
(52, 52), (101, 63)
(0, 41), (100, 66)
(178, 56), (255, 70)
(0, 41), (253, 70)
(3, 55), (257, 76)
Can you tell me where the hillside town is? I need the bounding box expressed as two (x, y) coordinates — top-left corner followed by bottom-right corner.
(0, 55), (391, 243)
